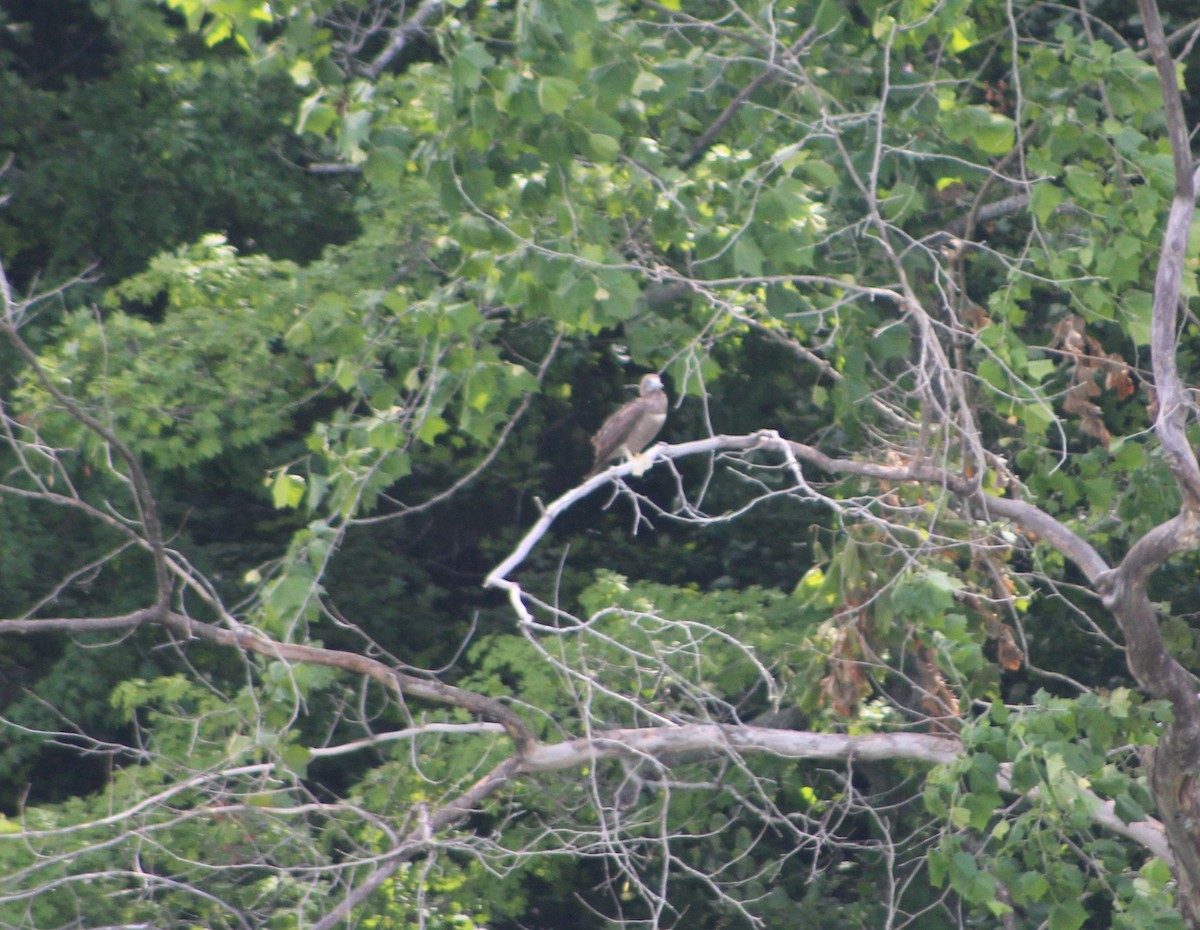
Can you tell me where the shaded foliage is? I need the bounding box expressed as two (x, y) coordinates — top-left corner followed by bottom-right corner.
(4, 0), (1200, 928)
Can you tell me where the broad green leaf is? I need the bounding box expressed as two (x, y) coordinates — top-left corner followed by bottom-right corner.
(418, 415), (449, 445)
(296, 92), (336, 136)
(1123, 290), (1153, 345)
(973, 111), (1015, 155)
(272, 472), (306, 509)
(452, 42), (492, 90)
(1031, 182), (1064, 224)
(537, 76), (577, 116)
(731, 236), (765, 276)
(587, 133), (620, 162)
(1064, 167), (1106, 203)
(1048, 901), (1087, 930)
(281, 743), (311, 778)
(632, 71), (664, 97)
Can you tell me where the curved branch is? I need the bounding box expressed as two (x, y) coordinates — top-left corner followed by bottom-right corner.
(274, 720), (1181, 928)
(0, 607), (537, 754)
(1108, 511), (1200, 596)
(483, 434), (769, 609)
(485, 432), (1108, 596)
(1139, 0), (1200, 508)
(0, 608), (160, 635)
(975, 495), (1110, 582)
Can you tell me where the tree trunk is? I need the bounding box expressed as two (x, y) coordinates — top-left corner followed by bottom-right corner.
(1105, 571), (1200, 928)
(1153, 736), (1200, 927)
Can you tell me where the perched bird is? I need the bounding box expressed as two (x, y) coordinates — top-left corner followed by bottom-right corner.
(587, 373), (668, 478)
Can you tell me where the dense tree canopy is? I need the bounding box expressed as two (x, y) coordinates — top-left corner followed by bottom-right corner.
(5, 0), (1200, 927)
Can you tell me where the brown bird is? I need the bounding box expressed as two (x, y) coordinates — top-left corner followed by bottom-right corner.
(587, 373), (668, 478)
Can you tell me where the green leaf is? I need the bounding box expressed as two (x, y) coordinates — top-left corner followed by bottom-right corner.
(1123, 289), (1153, 345)
(365, 147), (407, 188)
(1015, 871), (1050, 904)
(289, 59), (314, 87)
(296, 91), (336, 136)
(945, 105), (1014, 156)
(281, 743), (311, 778)
(948, 22), (977, 53)
(1141, 857), (1174, 889)
(1021, 400), (1055, 435)
(452, 41), (492, 90)
(1048, 900), (1087, 930)
(1113, 791), (1147, 824)
(1031, 183), (1064, 224)
(1064, 167), (1106, 203)
(869, 323), (910, 361)
(272, 472), (306, 509)
(587, 132), (620, 162)
(632, 71), (664, 97)
(418, 416), (449, 445)
(973, 111), (1015, 155)
(732, 236), (765, 276)
(1025, 358), (1056, 382)
(537, 76), (577, 116)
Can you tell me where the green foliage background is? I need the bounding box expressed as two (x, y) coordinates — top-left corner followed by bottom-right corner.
(3, 0), (1200, 927)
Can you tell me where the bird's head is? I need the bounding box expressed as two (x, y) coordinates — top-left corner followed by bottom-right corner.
(639, 373), (665, 396)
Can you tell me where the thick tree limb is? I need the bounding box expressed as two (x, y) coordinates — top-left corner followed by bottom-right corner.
(1140, 0), (1200, 510)
(1116, 6), (1200, 921)
(945, 193), (1030, 236)
(0, 609), (160, 635)
(518, 725), (961, 771)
